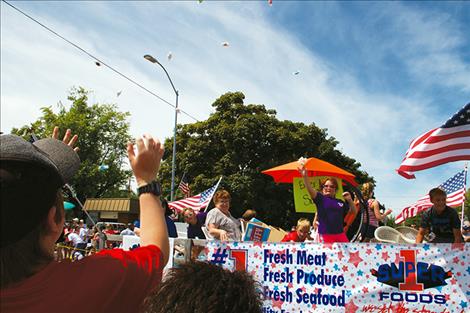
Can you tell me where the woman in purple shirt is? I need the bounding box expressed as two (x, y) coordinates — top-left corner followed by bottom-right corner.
(300, 164), (357, 243)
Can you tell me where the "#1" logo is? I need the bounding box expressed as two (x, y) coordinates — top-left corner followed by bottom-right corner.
(370, 250), (452, 304)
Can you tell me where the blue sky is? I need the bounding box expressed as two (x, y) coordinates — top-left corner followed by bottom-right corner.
(1, 1), (469, 216)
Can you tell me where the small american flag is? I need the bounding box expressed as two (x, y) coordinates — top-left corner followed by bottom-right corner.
(397, 103), (470, 179)
(178, 173), (191, 198)
(169, 177), (222, 213)
(395, 170), (467, 224)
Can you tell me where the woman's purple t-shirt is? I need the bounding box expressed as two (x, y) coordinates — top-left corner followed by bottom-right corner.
(313, 192), (349, 235)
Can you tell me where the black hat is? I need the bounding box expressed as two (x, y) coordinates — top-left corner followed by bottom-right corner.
(1, 134), (80, 247)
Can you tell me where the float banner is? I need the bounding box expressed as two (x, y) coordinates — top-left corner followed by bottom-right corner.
(206, 241), (469, 313)
(293, 177), (344, 213)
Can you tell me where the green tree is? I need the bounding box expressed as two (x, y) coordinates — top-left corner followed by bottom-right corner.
(160, 92), (372, 229)
(12, 87), (132, 202)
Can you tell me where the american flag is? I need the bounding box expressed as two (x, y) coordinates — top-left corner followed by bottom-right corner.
(395, 170), (466, 224)
(397, 103), (470, 179)
(178, 173), (191, 198)
(169, 177), (222, 213)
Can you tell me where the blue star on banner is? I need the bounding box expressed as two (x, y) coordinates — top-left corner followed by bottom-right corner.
(460, 300), (467, 308)
(375, 244), (382, 250)
(423, 244), (430, 251)
(357, 270), (364, 276)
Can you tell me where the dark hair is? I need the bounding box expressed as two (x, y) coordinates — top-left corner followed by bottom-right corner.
(144, 262), (262, 313)
(429, 187), (446, 199)
(1, 190), (63, 288)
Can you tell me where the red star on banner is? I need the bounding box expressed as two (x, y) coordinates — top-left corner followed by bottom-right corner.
(453, 256), (459, 263)
(445, 294), (451, 301)
(272, 299), (283, 309)
(362, 287), (369, 293)
(253, 241), (263, 248)
(253, 252), (259, 258)
(342, 265), (349, 272)
(348, 251), (363, 268)
(366, 248), (372, 256)
(382, 251), (390, 261)
(344, 300), (359, 313)
(338, 250), (345, 261)
(450, 277), (457, 285)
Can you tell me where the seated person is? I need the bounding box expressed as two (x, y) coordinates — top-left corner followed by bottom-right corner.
(281, 218), (312, 242)
(416, 188), (462, 243)
(144, 261), (262, 313)
(205, 190), (241, 241)
(183, 208), (207, 239)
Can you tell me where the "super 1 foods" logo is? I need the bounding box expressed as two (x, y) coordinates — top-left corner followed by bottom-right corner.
(371, 250), (452, 304)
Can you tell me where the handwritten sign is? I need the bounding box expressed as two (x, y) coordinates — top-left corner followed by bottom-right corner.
(293, 177), (344, 213)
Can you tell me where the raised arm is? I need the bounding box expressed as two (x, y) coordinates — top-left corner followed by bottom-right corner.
(127, 134), (169, 264)
(299, 165), (318, 200)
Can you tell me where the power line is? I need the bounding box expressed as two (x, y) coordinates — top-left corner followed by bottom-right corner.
(2, 0), (199, 122)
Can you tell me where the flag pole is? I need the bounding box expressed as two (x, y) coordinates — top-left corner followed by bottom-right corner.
(461, 163), (467, 229)
(202, 176), (223, 212)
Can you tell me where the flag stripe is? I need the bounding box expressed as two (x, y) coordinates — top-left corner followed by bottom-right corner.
(398, 153), (470, 172)
(409, 128), (437, 150)
(403, 133), (470, 158)
(424, 129), (470, 144)
(407, 143), (470, 159)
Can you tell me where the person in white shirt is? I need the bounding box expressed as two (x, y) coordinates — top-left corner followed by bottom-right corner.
(68, 226), (86, 260)
(120, 223), (136, 236)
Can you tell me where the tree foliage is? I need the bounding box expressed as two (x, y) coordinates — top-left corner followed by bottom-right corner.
(12, 87), (132, 202)
(160, 92), (373, 229)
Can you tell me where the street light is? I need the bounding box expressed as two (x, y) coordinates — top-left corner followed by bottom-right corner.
(144, 54), (179, 201)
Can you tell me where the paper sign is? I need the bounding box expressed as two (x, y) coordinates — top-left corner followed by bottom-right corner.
(293, 177), (344, 213)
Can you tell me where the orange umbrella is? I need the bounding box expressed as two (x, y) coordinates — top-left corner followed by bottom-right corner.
(262, 157), (358, 186)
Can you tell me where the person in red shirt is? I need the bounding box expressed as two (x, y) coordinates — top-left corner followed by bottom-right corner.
(1, 128), (169, 313)
(282, 218), (312, 242)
